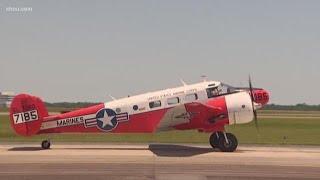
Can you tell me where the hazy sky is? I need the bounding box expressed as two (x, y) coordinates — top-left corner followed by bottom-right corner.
(0, 0), (319, 104)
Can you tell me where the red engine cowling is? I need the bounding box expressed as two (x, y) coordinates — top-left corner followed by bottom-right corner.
(252, 89), (269, 105)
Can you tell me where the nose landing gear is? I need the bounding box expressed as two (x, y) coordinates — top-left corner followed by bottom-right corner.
(209, 132), (238, 152)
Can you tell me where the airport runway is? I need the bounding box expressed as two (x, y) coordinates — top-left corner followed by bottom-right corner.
(0, 144), (319, 180)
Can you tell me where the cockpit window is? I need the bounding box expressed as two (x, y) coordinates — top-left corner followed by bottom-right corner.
(206, 83), (239, 98)
(220, 83), (238, 94)
(206, 87), (219, 98)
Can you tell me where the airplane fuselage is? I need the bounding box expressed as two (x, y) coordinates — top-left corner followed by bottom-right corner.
(36, 81), (268, 134)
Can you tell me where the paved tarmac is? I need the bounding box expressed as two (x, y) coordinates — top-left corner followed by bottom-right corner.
(0, 143), (319, 180)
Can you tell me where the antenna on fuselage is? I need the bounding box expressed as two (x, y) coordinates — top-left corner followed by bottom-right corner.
(108, 95), (117, 101)
(201, 75), (208, 82)
(180, 78), (187, 86)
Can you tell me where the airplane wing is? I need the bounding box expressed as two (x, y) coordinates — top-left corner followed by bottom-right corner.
(156, 102), (223, 132)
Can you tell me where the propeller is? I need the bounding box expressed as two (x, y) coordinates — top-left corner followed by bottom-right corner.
(249, 76), (259, 131)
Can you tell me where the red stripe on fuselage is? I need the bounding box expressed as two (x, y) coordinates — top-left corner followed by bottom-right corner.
(38, 99), (229, 134)
(39, 105), (169, 134)
(39, 103), (104, 134)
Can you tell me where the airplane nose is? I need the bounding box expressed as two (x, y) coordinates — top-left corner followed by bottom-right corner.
(253, 89), (269, 106)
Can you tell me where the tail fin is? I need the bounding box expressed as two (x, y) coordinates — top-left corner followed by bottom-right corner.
(9, 94), (48, 136)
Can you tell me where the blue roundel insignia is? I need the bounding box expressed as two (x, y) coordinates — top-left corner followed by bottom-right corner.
(96, 108), (118, 131)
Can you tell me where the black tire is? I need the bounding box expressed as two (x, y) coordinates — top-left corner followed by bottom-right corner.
(41, 140), (51, 149)
(217, 133), (238, 152)
(209, 132), (223, 148)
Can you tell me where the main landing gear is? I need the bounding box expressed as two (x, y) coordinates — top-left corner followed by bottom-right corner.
(41, 139), (51, 149)
(209, 132), (238, 152)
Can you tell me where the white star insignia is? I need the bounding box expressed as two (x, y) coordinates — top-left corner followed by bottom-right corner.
(97, 110), (115, 128)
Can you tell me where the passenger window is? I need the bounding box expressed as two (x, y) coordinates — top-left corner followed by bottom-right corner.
(133, 105), (138, 111)
(185, 93), (198, 101)
(167, 97), (179, 105)
(149, 100), (161, 109)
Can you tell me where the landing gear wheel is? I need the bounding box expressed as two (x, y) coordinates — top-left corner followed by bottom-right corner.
(217, 133), (238, 152)
(41, 140), (51, 149)
(209, 132), (223, 148)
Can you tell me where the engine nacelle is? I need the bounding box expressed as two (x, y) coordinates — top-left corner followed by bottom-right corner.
(225, 92), (254, 125)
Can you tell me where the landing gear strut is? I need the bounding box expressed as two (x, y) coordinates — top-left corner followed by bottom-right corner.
(209, 131), (222, 148)
(209, 132), (238, 152)
(41, 140), (51, 149)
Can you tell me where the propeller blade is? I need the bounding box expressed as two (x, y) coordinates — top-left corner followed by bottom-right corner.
(253, 107), (259, 131)
(249, 75), (259, 131)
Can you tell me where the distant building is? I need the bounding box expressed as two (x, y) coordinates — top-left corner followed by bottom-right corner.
(0, 92), (15, 107)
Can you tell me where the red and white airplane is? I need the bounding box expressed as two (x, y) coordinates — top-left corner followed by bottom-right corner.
(9, 78), (269, 152)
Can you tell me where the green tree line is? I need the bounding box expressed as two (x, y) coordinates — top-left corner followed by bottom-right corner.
(44, 102), (101, 108)
(263, 103), (320, 111)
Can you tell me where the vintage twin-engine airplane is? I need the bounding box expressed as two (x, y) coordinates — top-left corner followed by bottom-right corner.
(9, 78), (269, 152)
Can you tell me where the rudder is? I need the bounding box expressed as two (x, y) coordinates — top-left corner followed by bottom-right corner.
(9, 94), (48, 136)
